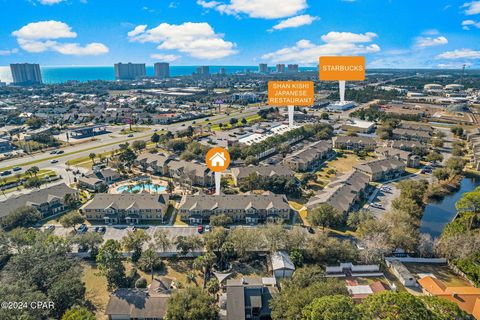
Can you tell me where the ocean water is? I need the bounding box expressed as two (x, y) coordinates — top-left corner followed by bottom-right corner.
(0, 65), (316, 84)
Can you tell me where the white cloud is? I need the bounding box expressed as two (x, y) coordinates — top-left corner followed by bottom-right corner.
(128, 22), (237, 59)
(0, 48), (18, 56)
(53, 42), (109, 55)
(261, 31), (380, 64)
(414, 36), (448, 48)
(270, 14), (318, 31)
(197, 0), (221, 9)
(437, 62), (472, 69)
(463, 1), (480, 15)
(38, 0), (65, 4)
(12, 21), (77, 40)
(128, 25), (147, 37)
(197, 0), (307, 19)
(462, 19), (480, 30)
(437, 48), (480, 59)
(12, 20), (109, 56)
(320, 31), (377, 43)
(150, 53), (180, 62)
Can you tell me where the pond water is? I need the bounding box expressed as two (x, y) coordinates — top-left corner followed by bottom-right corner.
(420, 176), (480, 238)
(116, 183), (166, 193)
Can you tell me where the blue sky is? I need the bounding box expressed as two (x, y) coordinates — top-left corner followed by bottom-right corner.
(1, 0), (480, 68)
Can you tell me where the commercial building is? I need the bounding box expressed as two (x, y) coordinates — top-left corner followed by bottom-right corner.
(177, 192), (293, 224)
(326, 101), (356, 112)
(114, 62), (146, 80)
(258, 63), (268, 73)
(196, 66), (210, 77)
(283, 140), (333, 171)
(341, 119), (376, 133)
(1, 183), (78, 219)
(353, 158), (406, 182)
(287, 64), (299, 73)
(10, 63), (42, 85)
(231, 165), (295, 186)
(80, 194), (169, 224)
(0, 138), (12, 153)
(154, 62), (170, 78)
(275, 64), (285, 73)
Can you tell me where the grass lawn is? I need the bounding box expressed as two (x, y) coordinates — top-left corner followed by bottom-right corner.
(119, 127), (149, 135)
(404, 263), (471, 287)
(82, 261), (109, 320)
(1, 169), (56, 184)
(210, 114), (262, 131)
(289, 201), (309, 225)
(174, 212), (187, 226)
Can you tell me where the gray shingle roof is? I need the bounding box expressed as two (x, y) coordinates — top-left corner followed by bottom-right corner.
(178, 193), (291, 212)
(231, 165), (294, 180)
(81, 194), (168, 211)
(1, 183), (77, 217)
(353, 158), (405, 175)
(106, 288), (169, 318)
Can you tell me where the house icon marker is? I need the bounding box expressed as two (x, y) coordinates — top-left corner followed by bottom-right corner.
(209, 152), (226, 167)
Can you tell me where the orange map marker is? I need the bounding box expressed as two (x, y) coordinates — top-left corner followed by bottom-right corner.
(206, 147), (230, 195)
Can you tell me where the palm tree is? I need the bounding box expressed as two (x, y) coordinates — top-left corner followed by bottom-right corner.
(139, 245), (161, 282)
(154, 229), (171, 252)
(145, 178), (152, 193)
(89, 153), (96, 164)
(136, 180), (144, 193)
(28, 166), (39, 177)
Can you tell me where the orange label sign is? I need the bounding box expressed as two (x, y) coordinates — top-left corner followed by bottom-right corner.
(319, 56), (365, 81)
(206, 147), (230, 173)
(268, 81), (314, 106)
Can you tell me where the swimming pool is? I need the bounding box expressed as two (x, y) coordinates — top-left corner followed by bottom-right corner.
(116, 183), (166, 193)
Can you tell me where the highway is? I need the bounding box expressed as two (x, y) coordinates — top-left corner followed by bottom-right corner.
(0, 106), (264, 173)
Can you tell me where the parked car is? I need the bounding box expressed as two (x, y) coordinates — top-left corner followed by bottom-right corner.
(204, 225), (211, 233)
(44, 225), (55, 232)
(0, 170), (12, 176)
(50, 150), (57, 154)
(197, 225), (204, 233)
(57, 150), (64, 154)
(77, 224), (88, 233)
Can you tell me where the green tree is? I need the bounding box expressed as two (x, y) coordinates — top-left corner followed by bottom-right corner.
(151, 132), (160, 143)
(307, 204), (343, 229)
(121, 229), (151, 262)
(132, 140), (147, 152)
(420, 296), (473, 320)
(445, 157), (467, 175)
(138, 245), (162, 281)
(153, 228), (172, 252)
(59, 211), (85, 231)
(72, 231), (103, 259)
(425, 150), (443, 164)
(302, 295), (357, 320)
(96, 240), (127, 291)
(89, 152), (96, 164)
(209, 213), (233, 227)
(61, 306), (96, 320)
(0, 206), (41, 231)
(357, 291), (433, 320)
(166, 287), (218, 320)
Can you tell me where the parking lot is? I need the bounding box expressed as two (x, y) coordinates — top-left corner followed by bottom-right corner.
(367, 183), (401, 218)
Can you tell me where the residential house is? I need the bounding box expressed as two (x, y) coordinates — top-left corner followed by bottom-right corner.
(106, 277), (172, 320)
(135, 154), (213, 187)
(418, 276), (480, 319)
(390, 140), (426, 152)
(306, 170), (370, 214)
(332, 136), (377, 151)
(348, 281), (390, 302)
(386, 259), (416, 287)
(353, 158), (406, 182)
(177, 192), (292, 224)
(78, 168), (122, 192)
(1, 183), (78, 219)
(375, 147), (421, 168)
(391, 128), (432, 142)
(271, 251), (295, 279)
(223, 277), (278, 320)
(231, 165), (295, 186)
(80, 194), (169, 224)
(283, 140), (333, 171)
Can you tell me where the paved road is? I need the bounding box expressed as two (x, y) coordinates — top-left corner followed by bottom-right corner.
(0, 106), (264, 173)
